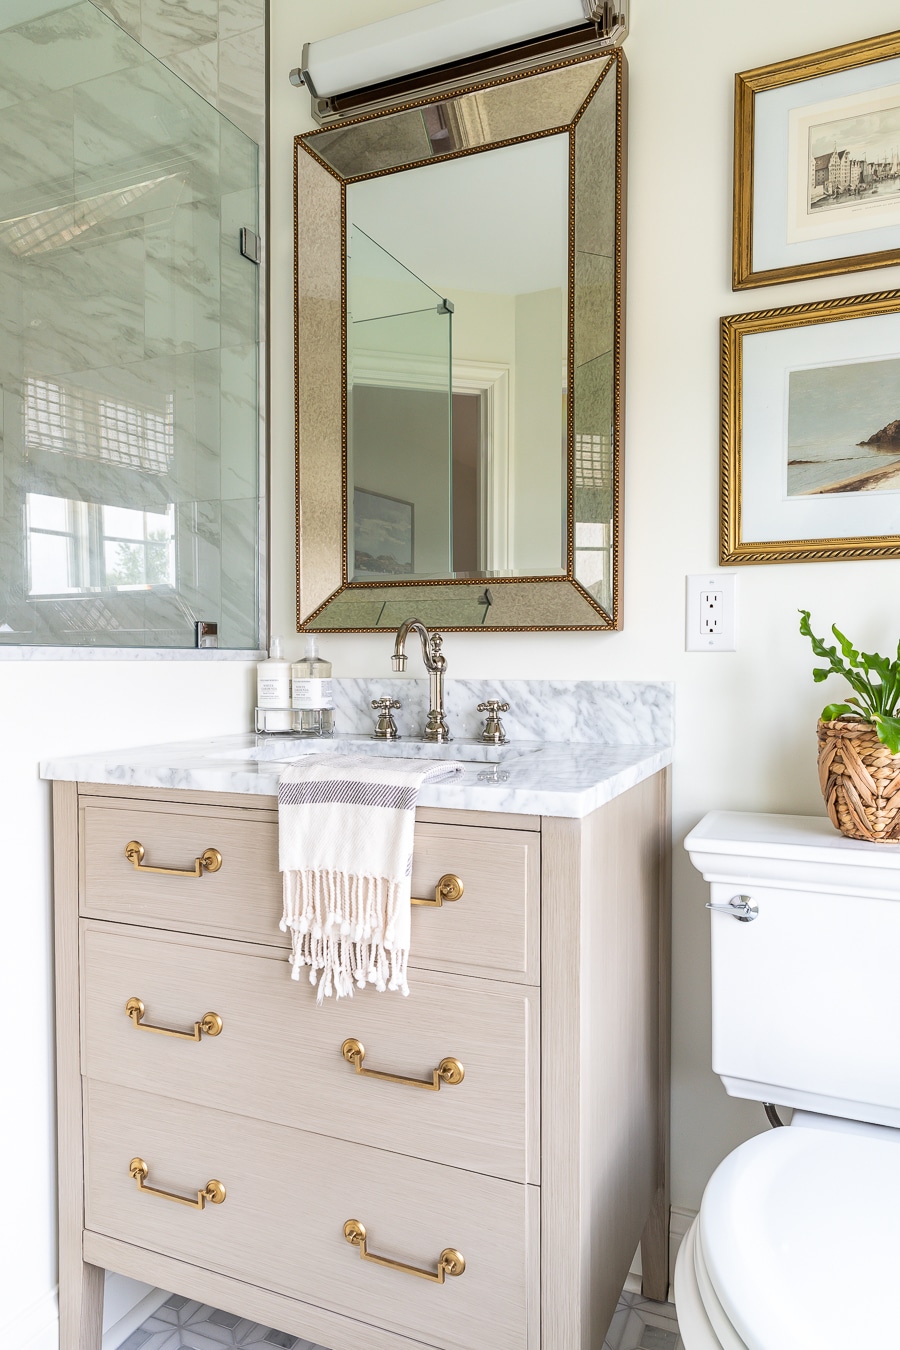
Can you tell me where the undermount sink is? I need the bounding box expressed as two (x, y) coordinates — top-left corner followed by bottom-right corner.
(210, 735), (514, 766)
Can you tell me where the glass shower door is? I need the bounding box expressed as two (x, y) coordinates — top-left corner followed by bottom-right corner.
(0, 0), (260, 647)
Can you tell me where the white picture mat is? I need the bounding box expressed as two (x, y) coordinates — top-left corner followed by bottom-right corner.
(787, 81), (900, 244)
(741, 311), (900, 543)
(753, 55), (900, 271)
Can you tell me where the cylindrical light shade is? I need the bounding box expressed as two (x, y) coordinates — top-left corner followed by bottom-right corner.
(303, 0), (590, 99)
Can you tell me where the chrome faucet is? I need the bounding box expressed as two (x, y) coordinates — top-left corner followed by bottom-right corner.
(391, 618), (450, 743)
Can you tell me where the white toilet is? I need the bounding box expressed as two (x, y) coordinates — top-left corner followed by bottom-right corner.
(680, 811), (900, 1350)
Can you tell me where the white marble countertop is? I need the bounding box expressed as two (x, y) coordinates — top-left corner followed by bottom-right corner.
(40, 732), (673, 820)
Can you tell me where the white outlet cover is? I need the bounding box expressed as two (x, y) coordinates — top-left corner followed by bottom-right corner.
(686, 573), (737, 652)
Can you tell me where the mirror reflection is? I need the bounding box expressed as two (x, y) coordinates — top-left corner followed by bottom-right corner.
(347, 134), (569, 582)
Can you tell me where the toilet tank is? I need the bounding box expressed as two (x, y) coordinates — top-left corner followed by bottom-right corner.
(686, 812), (900, 1129)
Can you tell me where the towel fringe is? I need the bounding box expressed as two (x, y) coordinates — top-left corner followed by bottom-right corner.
(281, 869), (410, 1004)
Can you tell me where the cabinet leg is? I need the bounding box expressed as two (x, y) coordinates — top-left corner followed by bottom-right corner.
(640, 1187), (669, 1303)
(59, 1257), (104, 1350)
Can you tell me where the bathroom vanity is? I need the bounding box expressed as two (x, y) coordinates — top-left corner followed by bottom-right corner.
(44, 684), (671, 1350)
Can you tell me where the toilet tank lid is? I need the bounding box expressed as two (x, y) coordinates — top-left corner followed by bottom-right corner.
(699, 1125), (900, 1349)
(685, 811), (900, 897)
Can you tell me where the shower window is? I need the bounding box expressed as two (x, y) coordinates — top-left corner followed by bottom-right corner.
(0, 0), (261, 648)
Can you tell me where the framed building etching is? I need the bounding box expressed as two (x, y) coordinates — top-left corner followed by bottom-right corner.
(721, 289), (900, 564)
(734, 30), (900, 288)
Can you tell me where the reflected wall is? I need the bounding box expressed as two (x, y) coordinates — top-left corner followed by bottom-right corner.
(0, 0), (260, 647)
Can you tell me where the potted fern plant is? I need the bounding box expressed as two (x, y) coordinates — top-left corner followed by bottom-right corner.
(800, 610), (900, 842)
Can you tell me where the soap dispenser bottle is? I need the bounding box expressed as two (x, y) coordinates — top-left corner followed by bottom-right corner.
(256, 637), (293, 733)
(291, 635), (335, 736)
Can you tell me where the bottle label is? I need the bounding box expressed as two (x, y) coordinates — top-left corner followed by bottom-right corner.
(292, 677), (335, 710)
(258, 675), (290, 708)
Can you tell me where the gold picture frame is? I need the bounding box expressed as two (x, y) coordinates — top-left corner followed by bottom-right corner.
(734, 30), (900, 289)
(721, 288), (900, 565)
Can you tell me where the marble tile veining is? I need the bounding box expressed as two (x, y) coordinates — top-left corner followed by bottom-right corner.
(41, 733), (672, 819)
(217, 24), (265, 143)
(331, 677), (674, 746)
(140, 0), (218, 59)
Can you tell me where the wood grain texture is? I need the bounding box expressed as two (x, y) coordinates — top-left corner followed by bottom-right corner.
(85, 1231), (443, 1350)
(540, 772), (666, 1349)
(85, 1080), (533, 1350)
(53, 781), (105, 1350)
(80, 802), (540, 983)
(640, 769), (671, 1301)
(79, 786), (539, 831)
(81, 923), (539, 1182)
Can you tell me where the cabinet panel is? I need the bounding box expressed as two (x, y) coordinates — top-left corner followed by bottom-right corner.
(82, 924), (539, 1182)
(80, 804), (539, 982)
(85, 1080), (538, 1350)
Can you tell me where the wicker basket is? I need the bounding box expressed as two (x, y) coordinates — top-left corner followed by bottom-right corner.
(817, 717), (900, 843)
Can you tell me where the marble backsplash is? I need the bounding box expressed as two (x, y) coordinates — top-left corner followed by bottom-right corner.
(329, 679), (673, 746)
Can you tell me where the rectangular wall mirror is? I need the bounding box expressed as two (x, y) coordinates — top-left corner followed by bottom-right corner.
(295, 49), (624, 631)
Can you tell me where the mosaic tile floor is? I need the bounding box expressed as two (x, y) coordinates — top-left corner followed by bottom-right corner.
(126, 1289), (682, 1350)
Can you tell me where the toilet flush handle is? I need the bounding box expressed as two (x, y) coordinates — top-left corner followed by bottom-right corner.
(706, 895), (758, 922)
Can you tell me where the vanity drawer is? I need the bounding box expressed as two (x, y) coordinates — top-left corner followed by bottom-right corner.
(80, 799), (539, 983)
(80, 799), (283, 944)
(81, 924), (540, 1183)
(84, 1080), (538, 1350)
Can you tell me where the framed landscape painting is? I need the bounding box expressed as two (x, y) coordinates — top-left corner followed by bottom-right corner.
(721, 289), (900, 564)
(734, 30), (900, 288)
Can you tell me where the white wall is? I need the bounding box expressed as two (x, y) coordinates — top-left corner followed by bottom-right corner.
(272, 0), (900, 1219)
(0, 659), (255, 1347)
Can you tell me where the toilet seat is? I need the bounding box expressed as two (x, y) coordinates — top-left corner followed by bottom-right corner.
(675, 1124), (900, 1349)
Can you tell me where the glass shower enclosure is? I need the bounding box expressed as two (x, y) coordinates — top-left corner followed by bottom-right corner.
(0, 0), (261, 647)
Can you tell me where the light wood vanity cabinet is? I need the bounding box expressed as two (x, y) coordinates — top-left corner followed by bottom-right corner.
(54, 774), (670, 1350)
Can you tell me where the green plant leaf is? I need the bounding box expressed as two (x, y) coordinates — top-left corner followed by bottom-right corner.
(821, 703), (862, 723)
(872, 713), (900, 756)
(799, 610), (874, 708)
(832, 624), (861, 668)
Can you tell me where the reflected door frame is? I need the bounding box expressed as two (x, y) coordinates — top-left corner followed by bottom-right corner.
(350, 352), (510, 572)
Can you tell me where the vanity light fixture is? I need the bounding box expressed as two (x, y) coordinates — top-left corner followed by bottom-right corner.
(290, 0), (628, 125)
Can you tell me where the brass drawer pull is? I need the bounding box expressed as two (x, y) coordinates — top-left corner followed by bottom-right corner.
(341, 1038), (464, 1091)
(124, 839), (222, 878)
(129, 1158), (226, 1209)
(125, 997), (223, 1041)
(343, 1220), (465, 1283)
(411, 873), (463, 908)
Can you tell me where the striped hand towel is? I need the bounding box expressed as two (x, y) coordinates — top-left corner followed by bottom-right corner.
(278, 753), (459, 1003)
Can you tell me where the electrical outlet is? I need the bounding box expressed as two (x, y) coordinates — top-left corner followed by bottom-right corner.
(686, 574), (736, 651)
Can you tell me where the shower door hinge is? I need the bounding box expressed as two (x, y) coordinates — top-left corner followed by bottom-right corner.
(240, 228), (261, 264)
(195, 620), (219, 649)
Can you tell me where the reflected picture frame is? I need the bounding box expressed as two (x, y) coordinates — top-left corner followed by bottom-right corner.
(721, 288), (900, 565)
(734, 30), (900, 289)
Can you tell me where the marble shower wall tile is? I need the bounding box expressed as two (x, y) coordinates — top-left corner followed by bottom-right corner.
(140, 0), (218, 59)
(0, 89), (74, 200)
(218, 0), (265, 42)
(0, 3), (140, 105)
(164, 38), (219, 105)
(23, 234), (147, 375)
(218, 24), (265, 143)
(329, 678), (674, 745)
(144, 196), (221, 357)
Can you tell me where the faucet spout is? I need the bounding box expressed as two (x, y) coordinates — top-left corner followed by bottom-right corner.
(391, 618), (450, 743)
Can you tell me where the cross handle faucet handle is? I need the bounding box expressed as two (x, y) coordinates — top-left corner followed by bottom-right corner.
(477, 700), (511, 745)
(371, 697), (402, 742)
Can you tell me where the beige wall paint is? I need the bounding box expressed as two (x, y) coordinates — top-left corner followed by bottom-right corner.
(273, 0), (900, 1216)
